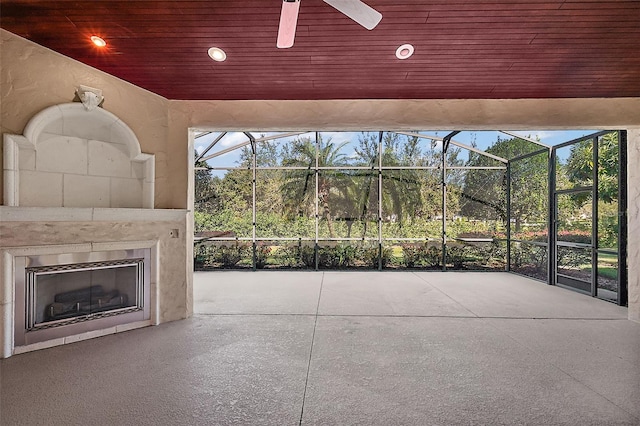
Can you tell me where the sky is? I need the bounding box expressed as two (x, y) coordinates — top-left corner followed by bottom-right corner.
(194, 129), (598, 175)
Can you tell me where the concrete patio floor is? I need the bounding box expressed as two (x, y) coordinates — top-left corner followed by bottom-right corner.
(2, 271), (639, 425)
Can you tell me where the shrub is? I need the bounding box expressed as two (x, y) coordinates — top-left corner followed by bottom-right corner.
(557, 230), (591, 244)
(217, 243), (250, 267)
(400, 244), (422, 267)
(446, 246), (468, 269)
(318, 246), (341, 268)
(318, 244), (359, 268)
(254, 243), (272, 269)
(399, 244), (442, 268)
(300, 245), (316, 268)
(194, 244), (215, 269)
(511, 242), (547, 270)
(360, 246), (393, 268)
(557, 247), (590, 269)
(424, 246), (443, 267)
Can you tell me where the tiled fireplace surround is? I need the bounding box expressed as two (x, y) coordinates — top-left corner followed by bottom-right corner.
(1, 103), (188, 358)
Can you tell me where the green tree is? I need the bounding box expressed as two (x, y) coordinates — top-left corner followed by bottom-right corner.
(566, 132), (619, 203)
(280, 134), (350, 238)
(461, 136), (547, 233)
(194, 150), (220, 213)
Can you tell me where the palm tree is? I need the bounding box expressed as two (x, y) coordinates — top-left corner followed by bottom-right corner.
(355, 132), (423, 230)
(280, 134), (351, 238)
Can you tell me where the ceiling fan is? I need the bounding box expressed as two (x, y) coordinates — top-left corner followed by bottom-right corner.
(277, 0), (382, 49)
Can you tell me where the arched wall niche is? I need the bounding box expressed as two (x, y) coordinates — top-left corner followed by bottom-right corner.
(3, 103), (154, 208)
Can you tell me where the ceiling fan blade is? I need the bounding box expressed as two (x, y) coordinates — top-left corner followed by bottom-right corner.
(323, 0), (382, 30)
(277, 0), (301, 48)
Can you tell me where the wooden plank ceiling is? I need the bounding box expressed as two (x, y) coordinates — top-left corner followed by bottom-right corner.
(1, 0), (639, 100)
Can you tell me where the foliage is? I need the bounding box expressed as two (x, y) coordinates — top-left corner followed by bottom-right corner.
(400, 244), (442, 268)
(510, 243), (547, 281)
(194, 244), (215, 268)
(194, 157), (220, 212)
(217, 244), (251, 267)
(598, 202), (619, 249)
(360, 246), (393, 268)
(512, 230), (548, 242)
(254, 243), (272, 269)
(462, 137), (548, 233)
(557, 230), (591, 244)
(557, 247), (591, 269)
(566, 132), (619, 204)
(446, 246), (469, 269)
(318, 244), (359, 268)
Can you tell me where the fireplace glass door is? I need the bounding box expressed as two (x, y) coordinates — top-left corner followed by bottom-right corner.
(27, 259), (144, 330)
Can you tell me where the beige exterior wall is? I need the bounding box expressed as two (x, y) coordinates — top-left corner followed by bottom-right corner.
(2, 29), (639, 322)
(177, 98), (640, 131)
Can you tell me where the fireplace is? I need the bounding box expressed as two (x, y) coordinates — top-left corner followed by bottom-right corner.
(14, 249), (151, 347)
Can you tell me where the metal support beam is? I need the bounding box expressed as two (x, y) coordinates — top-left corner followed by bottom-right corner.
(378, 131), (384, 270)
(506, 161), (511, 271)
(442, 131), (460, 154)
(442, 141), (447, 270)
(592, 136), (598, 297)
(499, 131), (551, 149)
(548, 147), (556, 286)
(195, 132), (226, 162)
(619, 130), (628, 306)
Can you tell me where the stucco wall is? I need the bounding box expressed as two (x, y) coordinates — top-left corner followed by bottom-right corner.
(176, 98), (640, 131)
(626, 129), (640, 322)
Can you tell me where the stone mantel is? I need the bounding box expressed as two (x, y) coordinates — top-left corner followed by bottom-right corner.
(0, 206), (187, 223)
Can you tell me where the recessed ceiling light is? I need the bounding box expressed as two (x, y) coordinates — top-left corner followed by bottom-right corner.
(208, 47), (227, 62)
(395, 44), (414, 60)
(90, 36), (107, 47)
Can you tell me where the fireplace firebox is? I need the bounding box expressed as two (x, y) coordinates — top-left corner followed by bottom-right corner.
(14, 249), (151, 347)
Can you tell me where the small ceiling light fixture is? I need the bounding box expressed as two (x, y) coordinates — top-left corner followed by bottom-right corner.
(395, 43), (414, 60)
(90, 36), (107, 47)
(208, 47), (227, 62)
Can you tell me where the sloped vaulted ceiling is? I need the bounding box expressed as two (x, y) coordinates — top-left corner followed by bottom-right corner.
(1, 0), (639, 100)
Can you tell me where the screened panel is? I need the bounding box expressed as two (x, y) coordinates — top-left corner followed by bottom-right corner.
(199, 132), (253, 169)
(597, 251), (618, 302)
(392, 241), (443, 270)
(556, 192), (592, 245)
(201, 169), (253, 238)
(317, 171), (378, 239)
(255, 240), (315, 269)
(316, 241), (379, 270)
(597, 132), (620, 251)
(510, 242), (547, 281)
(257, 170), (315, 239)
(447, 240), (506, 271)
(381, 133), (435, 167)
(194, 241), (253, 270)
(598, 199), (618, 251)
(256, 132), (316, 167)
(317, 132), (363, 168)
(555, 139), (594, 191)
(510, 151), (549, 240)
(381, 170), (434, 239)
(557, 246), (592, 292)
(446, 146), (466, 167)
(446, 167), (506, 239)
